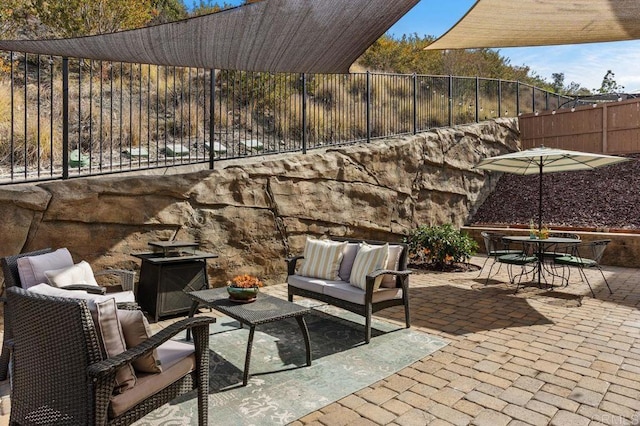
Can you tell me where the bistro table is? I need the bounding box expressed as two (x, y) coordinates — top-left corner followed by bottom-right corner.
(503, 235), (580, 288)
(185, 287), (312, 386)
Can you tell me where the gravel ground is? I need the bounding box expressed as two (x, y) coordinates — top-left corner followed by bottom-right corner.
(469, 153), (640, 231)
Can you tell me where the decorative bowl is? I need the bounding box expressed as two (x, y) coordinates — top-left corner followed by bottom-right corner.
(227, 285), (259, 301)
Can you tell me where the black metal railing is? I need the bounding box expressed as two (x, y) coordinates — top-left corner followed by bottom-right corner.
(0, 53), (571, 184)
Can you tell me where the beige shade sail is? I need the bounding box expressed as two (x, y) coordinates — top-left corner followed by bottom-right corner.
(425, 0), (640, 50)
(0, 0), (419, 73)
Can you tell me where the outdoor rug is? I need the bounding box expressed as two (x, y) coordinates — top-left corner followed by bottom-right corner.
(134, 303), (448, 425)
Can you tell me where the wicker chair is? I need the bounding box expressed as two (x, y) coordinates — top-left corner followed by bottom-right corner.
(7, 286), (214, 425)
(0, 248), (137, 381)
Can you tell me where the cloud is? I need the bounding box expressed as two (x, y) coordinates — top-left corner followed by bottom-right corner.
(502, 40), (640, 93)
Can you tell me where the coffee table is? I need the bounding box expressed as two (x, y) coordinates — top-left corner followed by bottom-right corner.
(185, 287), (312, 385)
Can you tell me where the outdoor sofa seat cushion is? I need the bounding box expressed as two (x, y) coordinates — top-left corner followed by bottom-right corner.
(323, 282), (403, 305)
(287, 276), (403, 305)
(286, 275), (346, 295)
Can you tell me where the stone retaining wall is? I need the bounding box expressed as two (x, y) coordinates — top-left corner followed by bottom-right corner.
(1, 119), (521, 286)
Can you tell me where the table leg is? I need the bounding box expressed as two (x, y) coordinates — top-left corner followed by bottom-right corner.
(185, 300), (200, 341)
(296, 316), (312, 366)
(243, 326), (256, 386)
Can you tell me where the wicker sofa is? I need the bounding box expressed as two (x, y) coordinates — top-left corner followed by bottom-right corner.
(287, 237), (411, 343)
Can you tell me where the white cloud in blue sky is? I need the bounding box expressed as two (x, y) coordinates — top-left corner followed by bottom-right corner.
(391, 1), (640, 93)
(191, 0), (640, 92)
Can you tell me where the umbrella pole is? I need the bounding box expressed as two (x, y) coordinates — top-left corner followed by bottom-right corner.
(538, 162), (543, 231)
(537, 161), (543, 287)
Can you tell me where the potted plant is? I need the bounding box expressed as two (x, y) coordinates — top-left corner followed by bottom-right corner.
(226, 274), (264, 302)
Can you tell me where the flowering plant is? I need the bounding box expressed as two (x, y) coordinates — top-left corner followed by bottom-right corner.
(227, 274), (263, 288)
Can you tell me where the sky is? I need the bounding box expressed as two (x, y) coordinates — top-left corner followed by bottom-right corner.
(191, 1), (640, 93)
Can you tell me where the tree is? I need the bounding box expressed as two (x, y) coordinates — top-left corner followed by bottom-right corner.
(150, 0), (187, 24)
(551, 73), (565, 94)
(595, 70), (624, 94)
(31, 0), (155, 37)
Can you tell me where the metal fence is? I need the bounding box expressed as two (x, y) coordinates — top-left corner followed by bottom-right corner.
(0, 53), (571, 184)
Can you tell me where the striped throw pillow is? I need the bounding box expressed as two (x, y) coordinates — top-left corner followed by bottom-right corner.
(298, 238), (347, 280)
(349, 243), (389, 290)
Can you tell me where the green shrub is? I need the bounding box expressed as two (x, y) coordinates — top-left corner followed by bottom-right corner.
(404, 224), (478, 270)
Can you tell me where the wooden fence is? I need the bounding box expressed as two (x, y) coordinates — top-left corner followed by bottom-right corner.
(519, 98), (640, 154)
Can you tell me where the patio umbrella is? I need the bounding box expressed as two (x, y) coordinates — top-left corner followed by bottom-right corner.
(475, 146), (630, 231)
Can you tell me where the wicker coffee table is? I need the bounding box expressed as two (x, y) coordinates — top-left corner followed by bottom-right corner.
(185, 287), (312, 385)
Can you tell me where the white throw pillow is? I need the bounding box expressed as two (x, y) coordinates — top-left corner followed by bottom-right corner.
(298, 238), (347, 280)
(44, 261), (100, 288)
(349, 243), (389, 291)
(16, 248), (74, 289)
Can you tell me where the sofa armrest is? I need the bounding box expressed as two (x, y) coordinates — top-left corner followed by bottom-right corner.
(367, 269), (412, 279)
(62, 284), (107, 295)
(95, 269), (136, 293)
(285, 255), (304, 276)
(365, 269), (411, 296)
(87, 316), (215, 378)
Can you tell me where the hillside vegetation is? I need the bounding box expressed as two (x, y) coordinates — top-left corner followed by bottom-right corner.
(0, 0), (565, 91)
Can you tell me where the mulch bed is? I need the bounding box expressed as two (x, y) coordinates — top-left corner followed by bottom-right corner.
(469, 153), (640, 230)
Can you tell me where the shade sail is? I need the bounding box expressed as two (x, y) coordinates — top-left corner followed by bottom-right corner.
(425, 0), (640, 50)
(0, 0), (419, 73)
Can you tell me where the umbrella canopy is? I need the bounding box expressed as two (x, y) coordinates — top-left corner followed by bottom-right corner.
(475, 146), (630, 230)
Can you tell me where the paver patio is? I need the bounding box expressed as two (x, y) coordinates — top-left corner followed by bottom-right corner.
(0, 255), (638, 425)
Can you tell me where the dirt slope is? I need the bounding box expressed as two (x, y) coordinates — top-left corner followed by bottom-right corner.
(468, 153), (640, 231)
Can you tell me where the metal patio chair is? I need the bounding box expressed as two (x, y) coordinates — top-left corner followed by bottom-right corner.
(553, 239), (613, 297)
(478, 231), (523, 284)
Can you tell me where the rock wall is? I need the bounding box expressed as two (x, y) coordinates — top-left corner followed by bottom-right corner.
(0, 119), (519, 286)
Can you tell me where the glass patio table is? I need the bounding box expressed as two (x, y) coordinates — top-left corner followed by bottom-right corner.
(503, 235), (580, 287)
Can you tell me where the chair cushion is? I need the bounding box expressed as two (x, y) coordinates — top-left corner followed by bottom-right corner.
(554, 256), (597, 267)
(109, 349), (195, 419)
(380, 245), (404, 288)
(298, 238), (347, 280)
(118, 309), (162, 374)
(156, 340), (196, 369)
(110, 291), (137, 304)
(497, 253), (538, 265)
(349, 243), (389, 290)
(338, 243), (360, 282)
(44, 260), (100, 288)
(16, 248), (74, 289)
